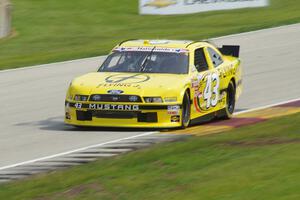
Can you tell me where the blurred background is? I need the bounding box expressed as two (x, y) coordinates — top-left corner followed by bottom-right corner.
(0, 1), (300, 198)
(0, 0), (299, 70)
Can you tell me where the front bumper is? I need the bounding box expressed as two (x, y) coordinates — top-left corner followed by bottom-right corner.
(64, 101), (182, 128)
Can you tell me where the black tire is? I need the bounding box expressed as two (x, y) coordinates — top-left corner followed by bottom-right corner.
(181, 91), (191, 129)
(218, 81), (236, 119)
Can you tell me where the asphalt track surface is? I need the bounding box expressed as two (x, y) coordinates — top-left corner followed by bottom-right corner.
(0, 24), (300, 169)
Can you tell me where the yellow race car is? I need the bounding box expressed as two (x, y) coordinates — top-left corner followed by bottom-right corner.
(65, 40), (242, 128)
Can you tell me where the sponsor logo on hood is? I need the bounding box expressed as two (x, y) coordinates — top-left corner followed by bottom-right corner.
(105, 74), (150, 84)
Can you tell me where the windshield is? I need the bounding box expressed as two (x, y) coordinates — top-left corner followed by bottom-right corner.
(98, 50), (189, 74)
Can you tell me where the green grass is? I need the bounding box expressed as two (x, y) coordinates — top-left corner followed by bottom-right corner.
(0, 0), (300, 69)
(0, 113), (300, 200)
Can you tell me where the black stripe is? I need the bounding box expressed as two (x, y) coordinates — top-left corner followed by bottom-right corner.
(140, 105), (170, 110)
(65, 101), (182, 110)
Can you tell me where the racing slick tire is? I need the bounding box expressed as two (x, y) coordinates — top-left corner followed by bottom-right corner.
(181, 91), (191, 129)
(218, 81), (236, 119)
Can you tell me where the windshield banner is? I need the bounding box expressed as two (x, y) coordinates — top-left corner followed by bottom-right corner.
(139, 0), (269, 15)
(114, 47), (189, 53)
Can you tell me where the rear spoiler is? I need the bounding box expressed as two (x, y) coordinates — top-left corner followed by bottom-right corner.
(218, 45), (240, 57)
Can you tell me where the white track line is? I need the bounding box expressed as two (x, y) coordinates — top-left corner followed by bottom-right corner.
(1, 97), (300, 171)
(1, 23), (299, 73)
(0, 131), (157, 171)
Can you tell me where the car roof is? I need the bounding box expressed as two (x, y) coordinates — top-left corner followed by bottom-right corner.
(119, 39), (210, 49)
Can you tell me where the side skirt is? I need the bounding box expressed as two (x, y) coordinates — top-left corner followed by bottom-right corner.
(190, 112), (216, 126)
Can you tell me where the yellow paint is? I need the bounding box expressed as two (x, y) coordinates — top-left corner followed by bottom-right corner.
(237, 107), (300, 119)
(65, 39), (242, 128)
(143, 0), (177, 8)
(169, 125), (233, 136)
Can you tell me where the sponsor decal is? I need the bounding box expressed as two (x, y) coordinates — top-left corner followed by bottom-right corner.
(108, 90), (124, 94)
(65, 111), (71, 120)
(97, 83), (141, 89)
(91, 94), (101, 101)
(129, 96), (139, 102)
(143, 0), (177, 8)
(65, 103), (71, 119)
(191, 75), (203, 99)
(140, 0), (269, 15)
(67, 101), (181, 110)
(65, 112), (71, 120)
(171, 115), (180, 122)
(88, 104), (139, 111)
(197, 74), (203, 82)
(191, 79), (199, 89)
(112, 96), (119, 101)
(167, 105), (180, 115)
(114, 47), (188, 54)
(191, 74), (203, 89)
(217, 65), (237, 78)
(105, 74), (150, 84)
(219, 91), (226, 105)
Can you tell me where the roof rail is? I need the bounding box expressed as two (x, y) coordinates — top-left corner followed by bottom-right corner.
(185, 40), (217, 48)
(118, 39), (137, 46)
(185, 41), (199, 48)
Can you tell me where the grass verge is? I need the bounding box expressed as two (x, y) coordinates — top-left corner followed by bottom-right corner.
(0, 0), (300, 69)
(0, 113), (299, 199)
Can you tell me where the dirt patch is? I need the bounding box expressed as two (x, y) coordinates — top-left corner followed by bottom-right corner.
(35, 182), (104, 200)
(63, 182), (102, 197)
(207, 117), (267, 128)
(224, 138), (300, 147)
(278, 100), (300, 107)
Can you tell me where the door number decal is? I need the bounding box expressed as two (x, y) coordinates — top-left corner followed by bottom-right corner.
(204, 73), (219, 109)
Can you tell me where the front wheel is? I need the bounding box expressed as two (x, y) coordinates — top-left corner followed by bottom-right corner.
(181, 91), (191, 129)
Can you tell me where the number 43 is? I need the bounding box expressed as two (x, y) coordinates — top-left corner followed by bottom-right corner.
(203, 73), (220, 109)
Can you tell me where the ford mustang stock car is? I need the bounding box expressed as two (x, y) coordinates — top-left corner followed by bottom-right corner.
(65, 39), (242, 128)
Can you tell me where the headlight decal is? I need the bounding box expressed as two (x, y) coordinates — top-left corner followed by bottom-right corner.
(164, 97), (177, 103)
(74, 95), (89, 101)
(144, 97), (163, 103)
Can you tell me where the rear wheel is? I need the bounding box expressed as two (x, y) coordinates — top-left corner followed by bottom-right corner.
(218, 81), (236, 119)
(181, 91), (191, 129)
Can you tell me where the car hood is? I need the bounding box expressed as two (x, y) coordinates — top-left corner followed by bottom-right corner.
(70, 72), (189, 97)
